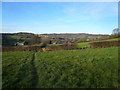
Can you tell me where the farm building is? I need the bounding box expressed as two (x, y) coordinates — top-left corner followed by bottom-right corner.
(15, 42), (24, 46)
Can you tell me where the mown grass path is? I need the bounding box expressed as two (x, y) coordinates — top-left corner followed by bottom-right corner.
(30, 53), (39, 88)
(2, 52), (39, 88)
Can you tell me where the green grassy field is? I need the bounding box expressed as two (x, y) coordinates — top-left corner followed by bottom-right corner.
(2, 52), (35, 88)
(77, 38), (120, 48)
(2, 47), (119, 88)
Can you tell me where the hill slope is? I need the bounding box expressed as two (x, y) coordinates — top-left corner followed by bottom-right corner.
(3, 47), (118, 88)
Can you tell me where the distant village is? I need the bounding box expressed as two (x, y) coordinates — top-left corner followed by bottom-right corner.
(2, 32), (110, 46)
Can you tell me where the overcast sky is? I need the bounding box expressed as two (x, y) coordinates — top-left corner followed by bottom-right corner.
(2, 2), (118, 34)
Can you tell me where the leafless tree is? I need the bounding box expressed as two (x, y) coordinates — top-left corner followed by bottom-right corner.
(112, 28), (120, 35)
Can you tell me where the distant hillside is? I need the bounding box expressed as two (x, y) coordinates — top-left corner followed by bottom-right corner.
(1, 32), (110, 46)
(2, 32), (40, 46)
(41, 33), (109, 44)
(42, 33), (109, 39)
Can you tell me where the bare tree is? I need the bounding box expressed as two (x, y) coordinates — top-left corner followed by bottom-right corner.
(112, 28), (120, 35)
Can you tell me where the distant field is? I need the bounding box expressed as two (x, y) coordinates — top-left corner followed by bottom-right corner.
(77, 38), (120, 48)
(48, 44), (62, 46)
(2, 47), (119, 88)
(48, 38), (120, 48)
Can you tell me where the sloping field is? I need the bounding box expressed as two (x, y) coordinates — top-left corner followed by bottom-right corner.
(2, 47), (119, 88)
(77, 38), (120, 48)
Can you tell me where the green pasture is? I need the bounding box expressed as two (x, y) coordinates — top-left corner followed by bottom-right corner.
(77, 38), (120, 48)
(2, 47), (119, 88)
